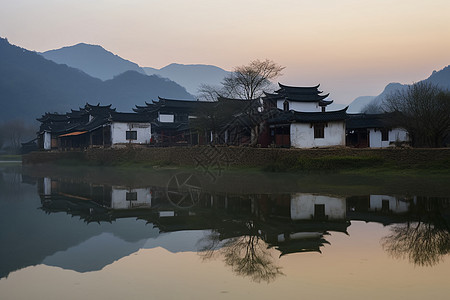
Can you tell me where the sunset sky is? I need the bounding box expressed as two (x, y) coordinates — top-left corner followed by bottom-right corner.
(1, 0), (450, 104)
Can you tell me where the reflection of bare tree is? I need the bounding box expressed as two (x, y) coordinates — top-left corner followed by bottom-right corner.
(198, 222), (284, 283)
(382, 222), (450, 267)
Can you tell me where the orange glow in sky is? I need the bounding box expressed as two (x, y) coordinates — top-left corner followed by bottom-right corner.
(1, 0), (450, 104)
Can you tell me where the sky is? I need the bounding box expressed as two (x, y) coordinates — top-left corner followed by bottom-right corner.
(1, 0), (450, 105)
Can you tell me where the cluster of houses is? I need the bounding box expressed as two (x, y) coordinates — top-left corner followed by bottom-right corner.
(36, 83), (409, 150)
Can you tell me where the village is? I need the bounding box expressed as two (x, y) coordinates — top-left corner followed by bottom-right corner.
(36, 83), (409, 151)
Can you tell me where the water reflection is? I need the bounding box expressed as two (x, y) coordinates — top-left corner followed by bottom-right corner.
(199, 224), (284, 283)
(381, 197), (450, 267)
(1, 166), (450, 284)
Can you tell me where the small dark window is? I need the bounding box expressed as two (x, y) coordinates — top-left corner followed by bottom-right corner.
(381, 129), (389, 141)
(314, 204), (326, 219)
(283, 100), (289, 111)
(314, 123), (325, 139)
(381, 199), (391, 213)
(126, 192), (137, 201)
(126, 131), (137, 140)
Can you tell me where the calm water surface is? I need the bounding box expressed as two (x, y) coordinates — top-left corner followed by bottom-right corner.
(1, 164), (449, 299)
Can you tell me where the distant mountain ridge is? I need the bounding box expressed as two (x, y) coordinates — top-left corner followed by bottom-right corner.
(347, 96), (376, 113)
(143, 63), (230, 95)
(41, 43), (147, 80)
(0, 38), (194, 123)
(348, 66), (450, 113)
(40, 43), (229, 96)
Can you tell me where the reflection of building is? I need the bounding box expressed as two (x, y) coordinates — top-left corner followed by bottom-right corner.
(368, 195), (410, 214)
(347, 195), (414, 225)
(111, 187), (152, 209)
(290, 193), (346, 220)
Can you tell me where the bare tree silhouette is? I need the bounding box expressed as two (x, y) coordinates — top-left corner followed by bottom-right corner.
(198, 221), (284, 283)
(382, 221), (450, 266)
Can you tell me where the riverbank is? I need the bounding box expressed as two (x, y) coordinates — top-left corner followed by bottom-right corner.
(22, 146), (450, 174)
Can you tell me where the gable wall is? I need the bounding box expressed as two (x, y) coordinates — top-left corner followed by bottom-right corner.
(290, 121), (346, 148)
(369, 128), (408, 148)
(111, 122), (151, 145)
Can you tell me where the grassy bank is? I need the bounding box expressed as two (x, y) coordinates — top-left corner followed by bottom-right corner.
(22, 147), (450, 175)
(0, 154), (22, 164)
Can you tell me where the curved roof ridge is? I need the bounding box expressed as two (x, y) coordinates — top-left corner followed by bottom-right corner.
(157, 96), (197, 102)
(278, 82), (321, 89)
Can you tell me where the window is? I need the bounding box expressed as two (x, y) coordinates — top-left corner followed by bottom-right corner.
(283, 100), (289, 111)
(126, 192), (137, 201)
(381, 129), (389, 141)
(382, 199), (390, 212)
(126, 131), (137, 140)
(314, 123), (325, 139)
(314, 204), (326, 219)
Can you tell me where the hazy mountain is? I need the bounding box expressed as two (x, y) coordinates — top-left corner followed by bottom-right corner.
(351, 66), (450, 113)
(347, 96), (376, 113)
(144, 63), (230, 95)
(0, 37), (193, 123)
(424, 65), (450, 88)
(41, 43), (147, 81)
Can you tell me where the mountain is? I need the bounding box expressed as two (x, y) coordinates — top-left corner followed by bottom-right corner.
(424, 65), (450, 88)
(350, 66), (450, 113)
(347, 96), (376, 113)
(41, 43), (147, 81)
(144, 63), (230, 95)
(0, 38), (194, 123)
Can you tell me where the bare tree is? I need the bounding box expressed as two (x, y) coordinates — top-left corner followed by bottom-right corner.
(362, 101), (382, 114)
(382, 221), (450, 267)
(198, 223), (284, 283)
(383, 82), (450, 147)
(197, 59), (284, 102)
(222, 59), (284, 100)
(197, 84), (224, 102)
(0, 120), (36, 153)
(195, 60), (284, 146)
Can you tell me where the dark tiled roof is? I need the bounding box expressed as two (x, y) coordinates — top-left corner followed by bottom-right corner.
(110, 112), (151, 123)
(37, 113), (69, 122)
(76, 116), (109, 132)
(346, 113), (389, 129)
(268, 107), (348, 124)
(263, 83), (333, 105)
(40, 122), (78, 134)
(84, 103), (116, 116)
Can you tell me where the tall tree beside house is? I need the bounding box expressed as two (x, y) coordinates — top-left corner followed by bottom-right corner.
(197, 59), (284, 145)
(221, 59), (285, 100)
(383, 82), (450, 147)
(198, 59), (284, 101)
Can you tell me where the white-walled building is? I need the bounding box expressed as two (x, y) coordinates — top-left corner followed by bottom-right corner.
(268, 108), (348, 148)
(110, 112), (151, 146)
(346, 113), (409, 148)
(264, 84), (348, 148)
(37, 104), (152, 150)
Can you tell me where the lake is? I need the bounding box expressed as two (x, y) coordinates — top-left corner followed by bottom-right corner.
(1, 163), (449, 299)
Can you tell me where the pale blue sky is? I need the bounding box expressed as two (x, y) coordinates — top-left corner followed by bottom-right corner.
(1, 0), (450, 104)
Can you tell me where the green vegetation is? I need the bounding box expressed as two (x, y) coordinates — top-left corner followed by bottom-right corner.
(263, 155), (385, 172)
(0, 154), (22, 161)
